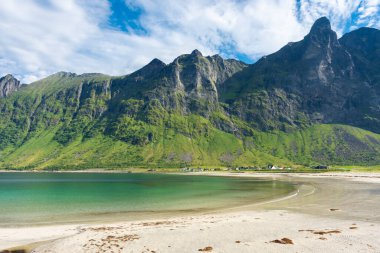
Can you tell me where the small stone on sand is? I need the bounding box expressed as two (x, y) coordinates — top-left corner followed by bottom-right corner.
(198, 246), (213, 251)
(270, 238), (294, 245)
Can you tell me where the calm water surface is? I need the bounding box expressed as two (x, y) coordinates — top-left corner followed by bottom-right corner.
(0, 172), (296, 225)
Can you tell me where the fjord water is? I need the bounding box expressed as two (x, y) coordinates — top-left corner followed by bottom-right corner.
(0, 173), (295, 226)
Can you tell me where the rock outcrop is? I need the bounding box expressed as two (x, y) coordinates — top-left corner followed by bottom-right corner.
(221, 17), (380, 133)
(0, 74), (21, 98)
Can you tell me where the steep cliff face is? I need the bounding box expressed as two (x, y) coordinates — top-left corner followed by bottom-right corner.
(151, 50), (246, 115)
(221, 17), (380, 133)
(340, 27), (380, 80)
(0, 74), (21, 98)
(111, 50), (247, 116)
(339, 27), (380, 130)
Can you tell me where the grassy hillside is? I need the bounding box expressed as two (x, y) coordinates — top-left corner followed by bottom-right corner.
(0, 112), (286, 169)
(1, 111), (379, 170)
(254, 124), (380, 166)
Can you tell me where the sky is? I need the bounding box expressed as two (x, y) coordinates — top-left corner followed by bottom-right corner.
(0, 0), (379, 83)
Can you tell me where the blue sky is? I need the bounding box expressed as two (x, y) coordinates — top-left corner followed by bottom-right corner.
(0, 0), (379, 83)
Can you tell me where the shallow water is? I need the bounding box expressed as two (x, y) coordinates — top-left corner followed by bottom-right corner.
(261, 176), (380, 222)
(0, 172), (296, 226)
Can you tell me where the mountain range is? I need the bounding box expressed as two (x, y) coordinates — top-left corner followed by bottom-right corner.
(1, 17), (380, 170)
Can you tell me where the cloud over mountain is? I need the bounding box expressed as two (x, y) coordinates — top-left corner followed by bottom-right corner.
(0, 0), (379, 83)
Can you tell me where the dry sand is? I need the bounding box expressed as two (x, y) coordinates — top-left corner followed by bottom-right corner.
(1, 172), (379, 253)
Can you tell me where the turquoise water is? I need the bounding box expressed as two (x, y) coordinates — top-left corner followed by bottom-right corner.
(0, 173), (295, 225)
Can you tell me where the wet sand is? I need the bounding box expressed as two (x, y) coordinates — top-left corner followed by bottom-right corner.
(1, 172), (379, 253)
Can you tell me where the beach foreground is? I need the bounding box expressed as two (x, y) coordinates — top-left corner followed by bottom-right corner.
(1, 172), (379, 253)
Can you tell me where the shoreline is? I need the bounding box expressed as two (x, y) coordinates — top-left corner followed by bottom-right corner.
(2, 167), (380, 173)
(1, 172), (379, 252)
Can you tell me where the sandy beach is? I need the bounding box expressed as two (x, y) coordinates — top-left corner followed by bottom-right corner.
(1, 172), (379, 253)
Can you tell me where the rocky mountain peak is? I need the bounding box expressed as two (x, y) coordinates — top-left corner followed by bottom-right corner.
(190, 49), (203, 57)
(307, 17), (338, 47)
(130, 58), (166, 80)
(310, 17), (331, 33)
(52, 71), (77, 78)
(294, 17), (354, 86)
(339, 27), (380, 54)
(149, 58), (166, 67)
(0, 74), (21, 98)
(3, 74), (15, 80)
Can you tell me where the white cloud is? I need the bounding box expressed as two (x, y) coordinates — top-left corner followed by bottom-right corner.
(127, 0), (306, 59)
(357, 0), (380, 27)
(0, 0), (378, 83)
(0, 0), (104, 82)
(294, 0), (362, 35)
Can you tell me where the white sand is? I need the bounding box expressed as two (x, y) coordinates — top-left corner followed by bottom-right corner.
(1, 172), (380, 253)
